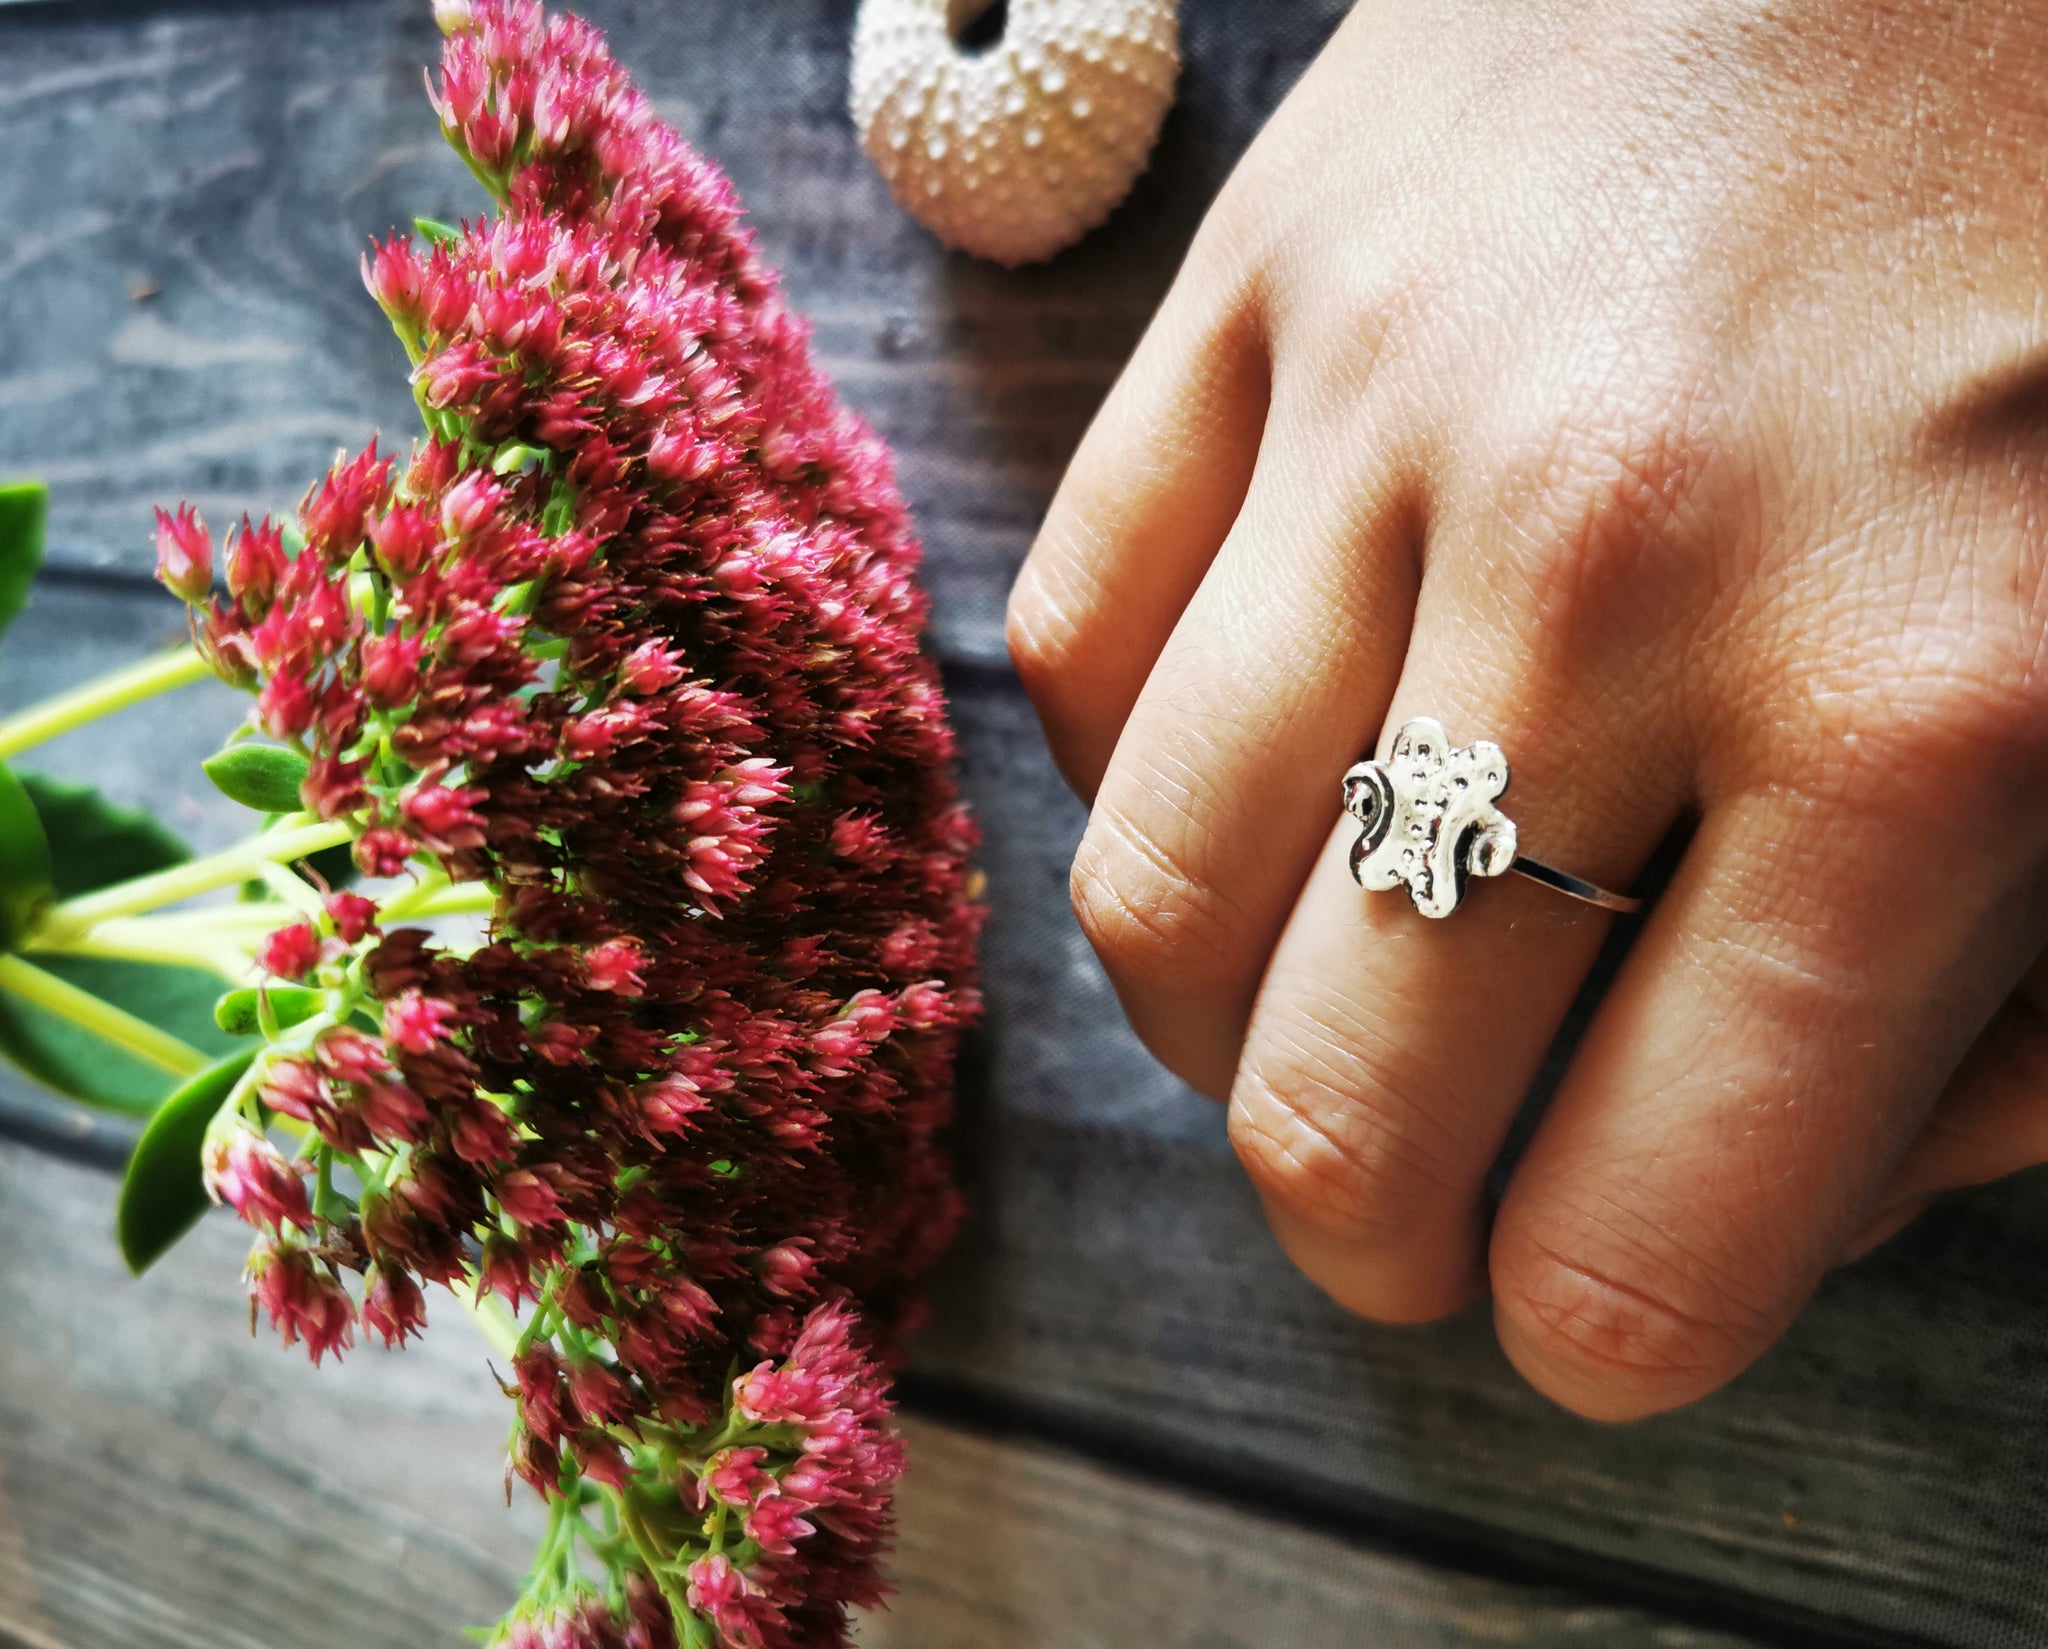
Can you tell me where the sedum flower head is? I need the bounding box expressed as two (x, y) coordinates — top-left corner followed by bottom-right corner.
(159, 3), (980, 1643)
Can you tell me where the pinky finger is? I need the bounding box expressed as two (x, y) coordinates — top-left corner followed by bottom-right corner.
(1843, 956), (2048, 1261)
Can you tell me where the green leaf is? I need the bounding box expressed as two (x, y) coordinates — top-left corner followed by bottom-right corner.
(413, 215), (461, 247)
(0, 480), (47, 644)
(0, 773), (242, 1111)
(214, 984), (323, 1038)
(203, 743), (309, 814)
(491, 442), (549, 477)
(116, 1047), (255, 1274)
(22, 770), (190, 898)
(0, 761), (53, 947)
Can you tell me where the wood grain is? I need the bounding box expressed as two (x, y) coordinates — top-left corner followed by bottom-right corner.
(8, 587), (2045, 1649)
(0, 1139), (1756, 1649)
(0, 0), (1341, 668)
(4, 2), (2047, 1647)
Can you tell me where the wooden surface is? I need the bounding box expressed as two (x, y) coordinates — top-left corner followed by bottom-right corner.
(2, 1), (2047, 1646)
(0, 1141), (1759, 1649)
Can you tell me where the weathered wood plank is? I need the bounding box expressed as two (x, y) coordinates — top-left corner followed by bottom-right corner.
(923, 670), (2048, 1649)
(5, 584), (2039, 1649)
(6, 2), (2046, 1646)
(0, 1139), (1756, 1648)
(0, 0), (1342, 667)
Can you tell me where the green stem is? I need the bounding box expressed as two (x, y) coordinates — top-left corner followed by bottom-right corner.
(21, 918), (250, 981)
(39, 903), (305, 937)
(379, 880), (497, 923)
(252, 858), (323, 917)
(455, 1269), (525, 1362)
(0, 648), (213, 761)
(0, 954), (209, 1077)
(32, 819), (354, 942)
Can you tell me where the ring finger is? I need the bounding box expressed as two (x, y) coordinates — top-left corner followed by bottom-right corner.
(1226, 560), (1690, 1324)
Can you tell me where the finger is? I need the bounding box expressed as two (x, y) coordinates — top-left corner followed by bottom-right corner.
(1225, 594), (1687, 1325)
(1491, 768), (2039, 1421)
(1007, 239), (1269, 801)
(1841, 954), (2048, 1258)
(1070, 402), (1424, 1097)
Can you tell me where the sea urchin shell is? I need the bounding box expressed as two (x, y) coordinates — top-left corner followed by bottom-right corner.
(850, 0), (1180, 266)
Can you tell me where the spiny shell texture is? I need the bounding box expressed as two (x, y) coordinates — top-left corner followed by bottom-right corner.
(850, 0), (1180, 266)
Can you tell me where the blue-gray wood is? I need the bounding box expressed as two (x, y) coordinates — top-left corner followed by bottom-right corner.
(0, 1138), (1764, 1649)
(0, 3), (2042, 1647)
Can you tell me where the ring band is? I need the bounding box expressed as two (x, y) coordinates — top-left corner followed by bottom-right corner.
(1342, 717), (1642, 920)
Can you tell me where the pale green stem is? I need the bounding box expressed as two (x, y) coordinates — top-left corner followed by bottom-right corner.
(381, 881), (498, 923)
(0, 954), (209, 1076)
(33, 820), (354, 942)
(23, 918), (250, 981)
(22, 903), (298, 954)
(0, 648), (213, 761)
(253, 858), (324, 918)
(453, 1269), (525, 1361)
(109, 903), (304, 933)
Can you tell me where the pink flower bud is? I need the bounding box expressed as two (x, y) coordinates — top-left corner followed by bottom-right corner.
(362, 236), (426, 326)
(568, 1429), (629, 1491)
(704, 1445), (771, 1508)
(477, 1233), (537, 1309)
(492, 1166), (565, 1228)
(301, 444), (393, 560)
(385, 989), (457, 1054)
(636, 1074), (706, 1137)
(254, 672), (317, 742)
(248, 1242), (355, 1365)
(360, 631), (423, 708)
(450, 1100), (518, 1165)
(361, 1266), (427, 1347)
(757, 1240), (816, 1300)
(617, 639), (684, 694)
(581, 938), (644, 995)
(258, 1056), (328, 1125)
(154, 505), (213, 603)
(439, 469), (502, 540)
(402, 781), (487, 850)
(358, 1079), (429, 1142)
(324, 890), (379, 945)
(372, 504), (439, 577)
(258, 921), (324, 981)
(564, 1354), (633, 1425)
(203, 1126), (314, 1231)
(744, 1492), (815, 1556)
(224, 516), (288, 614)
(353, 827), (415, 878)
(513, 1343), (567, 1443)
(315, 1027), (391, 1086)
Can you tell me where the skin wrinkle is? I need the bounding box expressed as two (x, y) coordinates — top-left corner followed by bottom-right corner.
(1501, 1231), (1755, 1385)
(1071, 795), (1265, 994)
(1231, 1001), (1483, 1242)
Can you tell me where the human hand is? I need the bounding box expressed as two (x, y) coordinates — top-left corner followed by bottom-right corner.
(1007, 0), (2048, 1420)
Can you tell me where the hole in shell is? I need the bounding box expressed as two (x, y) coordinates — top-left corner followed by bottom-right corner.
(948, 0), (1008, 54)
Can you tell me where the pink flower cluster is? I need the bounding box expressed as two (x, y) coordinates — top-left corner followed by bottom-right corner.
(158, 3), (979, 1643)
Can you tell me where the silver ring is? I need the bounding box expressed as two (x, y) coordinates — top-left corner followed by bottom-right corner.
(1343, 717), (1643, 920)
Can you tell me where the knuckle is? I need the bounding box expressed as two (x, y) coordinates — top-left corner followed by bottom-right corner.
(1491, 1206), (1775, 1408)
(1480, 381), (1714, 656)
(1768, 668), (2048, 831)
(1004, 555), (1083, 707)
(1068, 808), (1247, 1000)
(1228, 1013), (1472, 1247)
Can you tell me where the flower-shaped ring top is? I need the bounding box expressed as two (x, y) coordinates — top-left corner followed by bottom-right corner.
(1343, 718), (1642, 919)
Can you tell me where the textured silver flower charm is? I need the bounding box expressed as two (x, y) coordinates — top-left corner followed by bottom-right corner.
(1343, 717), (1518, 919)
